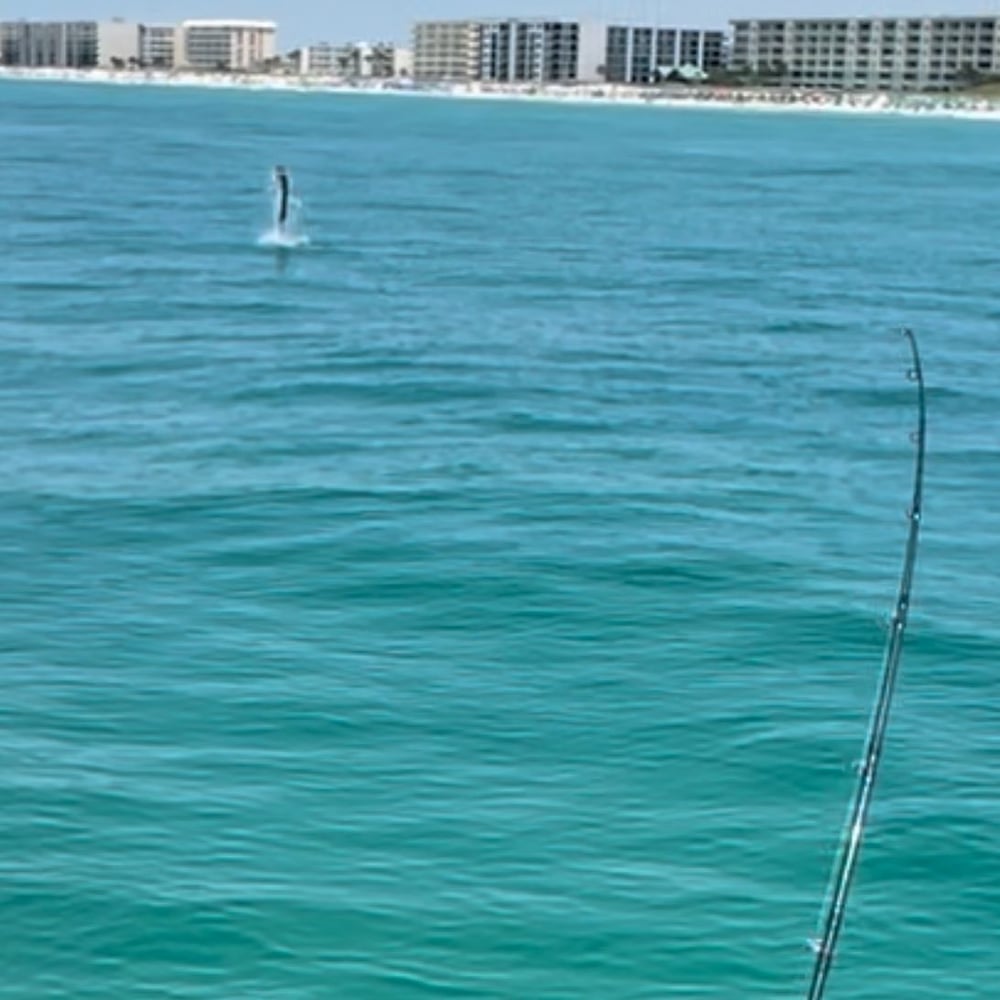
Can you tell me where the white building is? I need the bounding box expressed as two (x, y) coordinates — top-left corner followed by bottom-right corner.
(393, 46), (413, 77)
(730, 15), (1000, 91)
(340, 41), (393, 77)
(140, 24), (178, 68)
(179, 19), (276, 71)
(299, 41), (334, 75)
(97, 19), (141, 67)
(300, 40), (402, 77)
(1, 20), (99, 67)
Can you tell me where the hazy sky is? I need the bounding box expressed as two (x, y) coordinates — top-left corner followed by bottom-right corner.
(20, 1), (1000, 48)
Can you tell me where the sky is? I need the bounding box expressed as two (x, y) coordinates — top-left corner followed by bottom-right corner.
(16, 1), (1000, 49)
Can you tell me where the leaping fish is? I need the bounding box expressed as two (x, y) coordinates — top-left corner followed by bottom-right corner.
(273, 165), (291, 229)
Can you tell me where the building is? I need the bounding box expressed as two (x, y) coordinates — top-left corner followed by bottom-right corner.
(0, 18), (284, 73)
(412, 19), (479, 80)
(363, 42), (397, 78)
(140, 24), (178, 68)
(299, 41), (333, 75)
(730, 16), (1000, 91)
(0, 19), (145, 68)
(179, 20), (276, 71)
(479, 20), (586, 82)
(299, 40), (403, 77)
(1, 20), (99, 67)
(393, 46), (413, 77)
(337, 41), (395, 77)
(97, 19), (141, 67)
(604, 25), (725, 83)
(414, 18), (604, 82)
(413, 17), (721, 84)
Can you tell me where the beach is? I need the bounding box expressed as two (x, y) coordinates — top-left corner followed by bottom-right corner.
(4, 63), (1000, 120)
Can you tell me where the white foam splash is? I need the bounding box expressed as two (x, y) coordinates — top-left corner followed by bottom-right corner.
(258, 192), (309, 248)
(257, 228), (311, 249)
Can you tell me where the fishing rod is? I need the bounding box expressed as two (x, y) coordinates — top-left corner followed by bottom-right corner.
(804, 328), (926, 1000)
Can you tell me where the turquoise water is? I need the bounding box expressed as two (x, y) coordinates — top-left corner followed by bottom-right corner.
(1, 81), (998, 998)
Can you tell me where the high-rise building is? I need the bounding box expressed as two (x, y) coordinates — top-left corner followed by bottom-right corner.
(412, 20), (479, 80)
(179, 20), (277, 72)
(730, 16), (1000, 91)
(97, 19), (141, 67)
(1, 20), (99, 67)
(412, 17), (723, 84)
(0, 18), (283, 72)
(478, 20), (588, 83)
(604, 25), (724, 83)
(140, 24), (178, 68)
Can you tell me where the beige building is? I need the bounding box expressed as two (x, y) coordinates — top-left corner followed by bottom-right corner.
(412, 20), (479, 80)
(730, 15), (1000, 91)
(179, 19), (276, 71)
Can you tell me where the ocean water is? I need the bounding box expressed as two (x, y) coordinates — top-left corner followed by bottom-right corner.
(1, 80), (998, 998)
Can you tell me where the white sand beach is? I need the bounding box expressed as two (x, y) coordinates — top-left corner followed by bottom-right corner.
(3, 64), (1000, 121)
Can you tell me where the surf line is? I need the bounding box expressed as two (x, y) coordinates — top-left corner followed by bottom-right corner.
(805, 328), (926, 1000)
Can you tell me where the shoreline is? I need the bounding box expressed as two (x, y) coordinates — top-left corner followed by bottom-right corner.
(4, 65), (1000, 120)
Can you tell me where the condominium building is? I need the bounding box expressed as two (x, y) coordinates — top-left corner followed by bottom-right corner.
(604, 25), (725, 83)
(300, 41), (335, 75)
(97, 18), (141, 67)
(179, 20), (276, 71)
(140, 24), (178, 68)
(300, 40), (402, 77)
(414, 18), (604, 82)
(478, 19), (597, 83)
(0, 19), (149, 67)
(413, 17), (723, 84)
(730, 16), (1000, 91)
(1, 20), (99, 67)
(412, 19), (479, 80)
(0, 18), (281, 72)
